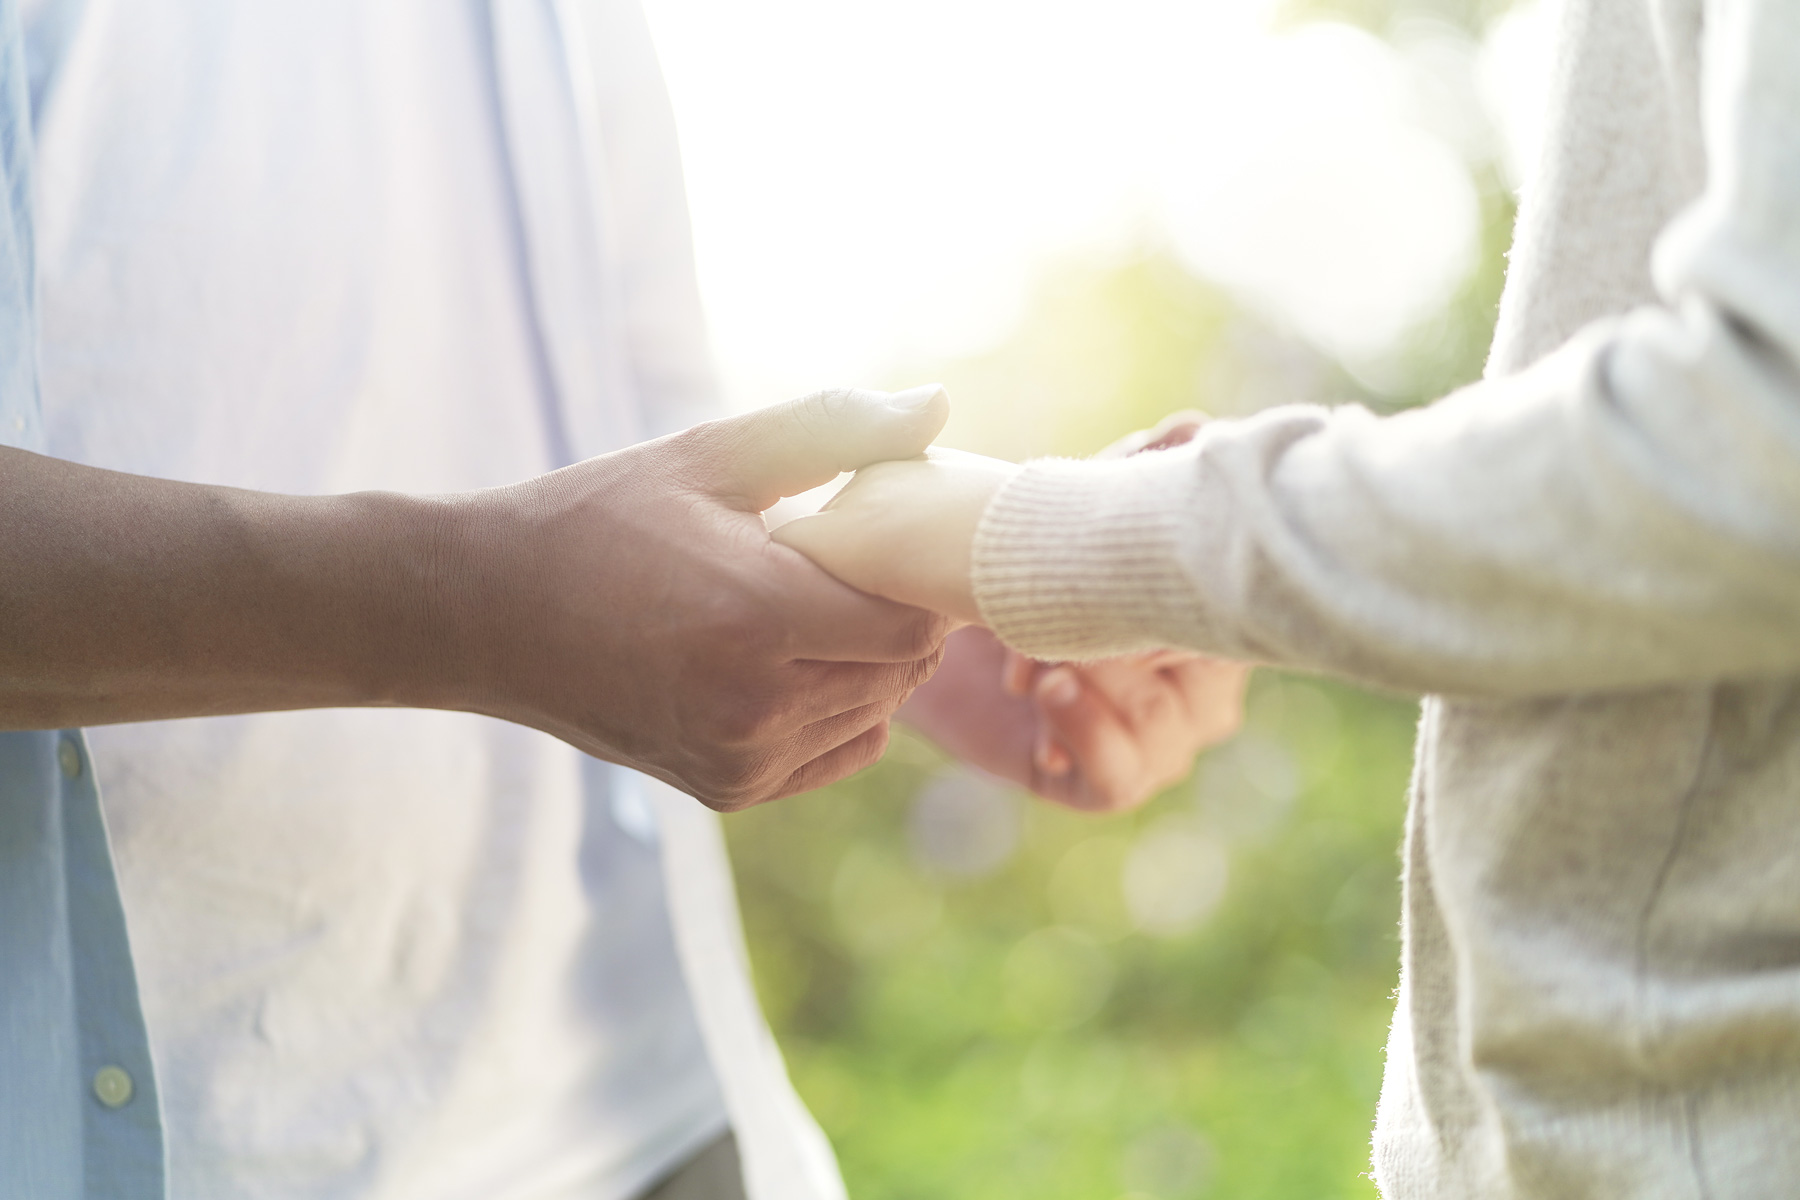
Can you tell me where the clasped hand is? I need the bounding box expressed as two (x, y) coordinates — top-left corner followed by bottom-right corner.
(774, 410), (1250, 812)
(450, 387), (955, 810)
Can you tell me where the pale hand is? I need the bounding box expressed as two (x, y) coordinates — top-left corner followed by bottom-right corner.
(901, 627), (1249, 812)
(770, 447), (1020, 625)
(888, 407), (1248, 812)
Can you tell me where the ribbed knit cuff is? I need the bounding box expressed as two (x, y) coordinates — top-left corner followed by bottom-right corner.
(971, 451), (1211, 661)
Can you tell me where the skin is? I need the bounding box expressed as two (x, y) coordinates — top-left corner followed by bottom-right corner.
(900, 626), (1249, 812)
(786, 412), (1254, 813)
(774, 411), (1218, 625)
(773, 445), (1015, 624)
(0, 387), (953, 810)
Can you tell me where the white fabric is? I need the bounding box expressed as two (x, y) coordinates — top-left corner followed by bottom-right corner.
(652, 787), (846, 1200)
(26, 2), (840, 1198)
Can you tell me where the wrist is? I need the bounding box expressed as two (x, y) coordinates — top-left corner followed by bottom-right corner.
(971, 452), (1199, 660)
(330, 487), (502, 714)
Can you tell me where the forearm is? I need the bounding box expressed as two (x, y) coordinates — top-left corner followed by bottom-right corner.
(975, 309), (1800, 696)
(0, 446), (464, 727)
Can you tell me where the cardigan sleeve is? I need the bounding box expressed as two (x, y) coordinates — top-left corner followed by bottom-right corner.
(972, 0), (1800, 697)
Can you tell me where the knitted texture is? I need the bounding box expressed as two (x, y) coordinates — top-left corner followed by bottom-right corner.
(966, 0), (1800, 1195)
(973, 453), (1210, 661)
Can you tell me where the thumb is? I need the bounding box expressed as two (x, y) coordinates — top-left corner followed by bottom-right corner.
(703, 385), (950, 510)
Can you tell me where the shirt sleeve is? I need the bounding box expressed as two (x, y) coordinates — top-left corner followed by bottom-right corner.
(971, 0), (1800, 698)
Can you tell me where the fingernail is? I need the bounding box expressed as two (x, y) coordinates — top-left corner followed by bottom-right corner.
(1041, 671), (1080, 708)
(887, 384), (945, 411)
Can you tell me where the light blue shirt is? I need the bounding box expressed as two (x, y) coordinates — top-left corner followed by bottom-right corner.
(0, 0), (165, 1192)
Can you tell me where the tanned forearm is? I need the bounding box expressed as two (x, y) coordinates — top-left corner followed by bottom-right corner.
(0, 445), (462, 728)
(0, 389), (955, 808)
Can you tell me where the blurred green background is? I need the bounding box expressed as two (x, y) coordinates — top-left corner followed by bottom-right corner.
(725, 4), (1521, 1198)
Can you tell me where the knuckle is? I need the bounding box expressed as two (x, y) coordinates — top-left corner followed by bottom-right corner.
(688, 767), (745, 812)
(850, 659), (935, 716)
(699, 788), (755, 814)
(696, 752), (779, 812)
(898, 610), (951, 662)
(691, 785), (740, 813)
(898, 651), (941, 695)
(800, 723), (888, 795)
(854, 722), (891, 770)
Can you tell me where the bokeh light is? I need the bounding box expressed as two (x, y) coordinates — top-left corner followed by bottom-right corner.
(908, 769), (1023, 879)
(1123, 817), (1230, 938)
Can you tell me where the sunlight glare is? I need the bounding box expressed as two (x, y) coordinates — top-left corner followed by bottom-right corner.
(641, 0), (1500, 406)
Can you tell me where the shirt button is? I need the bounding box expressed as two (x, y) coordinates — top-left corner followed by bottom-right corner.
(58, 737), (82, 780)
(93, 1066), (134, 1108)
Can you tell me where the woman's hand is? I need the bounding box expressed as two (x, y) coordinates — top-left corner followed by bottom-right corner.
(770, 447), (1021, 625)
(791, 406), (1249, 811)
(902, 627), (1249, 812)
(769, 409), (1211, 625)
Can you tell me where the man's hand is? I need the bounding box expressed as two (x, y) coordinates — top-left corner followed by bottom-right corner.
(446, 387), (954, 809)
(0, 387), (952, 811)
(901, 627), (1248, 812)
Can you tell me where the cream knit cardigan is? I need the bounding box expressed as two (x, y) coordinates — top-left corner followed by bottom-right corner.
(973, 0), (1800, 1194)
